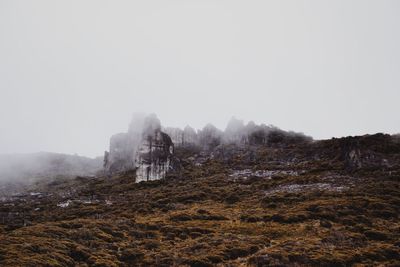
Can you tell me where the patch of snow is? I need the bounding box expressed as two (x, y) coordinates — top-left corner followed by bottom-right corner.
(265, 183), (347, 195)
(229, 169), (302, 180)
(57, 200), (72, 208)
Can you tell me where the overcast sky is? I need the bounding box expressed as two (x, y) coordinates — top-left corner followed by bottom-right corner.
(1, 0), (399, 157)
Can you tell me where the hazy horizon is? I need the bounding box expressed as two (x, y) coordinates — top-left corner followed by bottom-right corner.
(1, 0), (400, 157)
(0, 115), (397, 159)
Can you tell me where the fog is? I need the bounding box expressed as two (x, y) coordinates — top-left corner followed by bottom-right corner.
(0, 152), (102, 183)
(1, 0), (400, 158)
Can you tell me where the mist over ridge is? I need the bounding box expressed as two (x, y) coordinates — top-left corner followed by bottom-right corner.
(0, 113), (311, 183)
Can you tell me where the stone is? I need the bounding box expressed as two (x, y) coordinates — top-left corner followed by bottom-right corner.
(164, 127), (184, 146)
(135, 129), (174, 182)
(164, 125), (198, 147)
(104, 114), (174, 182)
(183, 125), (198, 145)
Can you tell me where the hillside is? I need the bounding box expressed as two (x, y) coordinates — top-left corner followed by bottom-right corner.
(0, 152), (103, 181)
(0, 134), (400, 266)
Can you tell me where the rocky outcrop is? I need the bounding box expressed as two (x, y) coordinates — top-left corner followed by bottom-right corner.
(164, 126), (198, 147)
(103, 133), (137, 174)
(183, 126), (198, 145)
(164, 127), (182, 146)
(104, 114), (313, 181)
(104, 114), (174, 182)
(135, 129), (174, 182)
(340, 134), (400, 171)
(197, 124), (223, 151)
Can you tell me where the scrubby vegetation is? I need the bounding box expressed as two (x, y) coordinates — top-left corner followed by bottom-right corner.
(0, 134), (399, 266)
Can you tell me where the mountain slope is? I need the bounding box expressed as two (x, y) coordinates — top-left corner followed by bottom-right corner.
(0, 134), (399, 266)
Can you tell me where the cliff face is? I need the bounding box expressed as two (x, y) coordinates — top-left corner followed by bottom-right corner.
(103, 133), (138, 174)
(164, 126), (198, 147)
(104, 114), (174, 181)
(104, 115), (313, 182)
(135, 131), (173, 182)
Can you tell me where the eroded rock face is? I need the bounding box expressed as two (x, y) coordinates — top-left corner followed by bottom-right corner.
(136, 131), (174, 182)
(104, 114), (314, 181)
(104, 133), (138, 174)
(104, 114), (174, 181)
(164, 126), (198, 147)
(164, 127), (183, 146)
